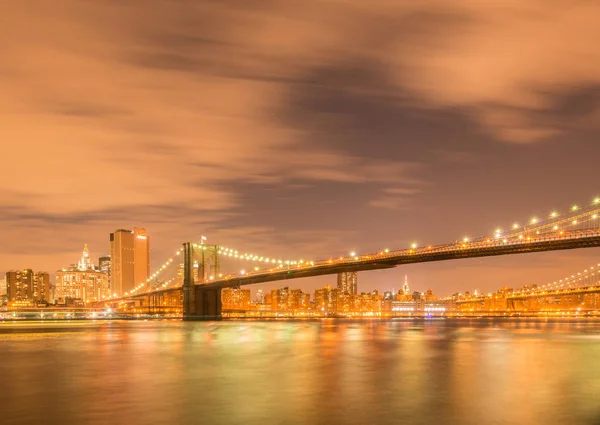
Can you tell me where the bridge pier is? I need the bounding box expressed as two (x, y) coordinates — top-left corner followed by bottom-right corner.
(182, 242), (222, 320)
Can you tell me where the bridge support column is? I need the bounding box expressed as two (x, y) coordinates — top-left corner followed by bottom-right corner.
(182, 242), (222, 320)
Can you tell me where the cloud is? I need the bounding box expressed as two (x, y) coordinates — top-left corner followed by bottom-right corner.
(1, 1), (599, 293)
(369, 187), (422, 210)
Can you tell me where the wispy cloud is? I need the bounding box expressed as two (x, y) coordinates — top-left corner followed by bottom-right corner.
(1, 1), (599, 293)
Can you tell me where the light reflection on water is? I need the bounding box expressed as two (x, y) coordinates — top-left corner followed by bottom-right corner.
(1, 319), (600, 425)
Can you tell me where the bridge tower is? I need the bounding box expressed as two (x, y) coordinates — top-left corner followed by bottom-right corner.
(195, 244), (221, 281)
(182, 242), (222, 320)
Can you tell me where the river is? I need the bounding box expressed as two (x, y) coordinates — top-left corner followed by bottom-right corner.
(1, 319), (600, 425)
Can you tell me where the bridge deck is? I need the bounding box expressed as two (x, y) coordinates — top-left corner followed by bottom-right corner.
(108, 230), (600, 302)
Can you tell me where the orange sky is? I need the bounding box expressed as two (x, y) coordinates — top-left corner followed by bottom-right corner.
(2, 1), (600, 295)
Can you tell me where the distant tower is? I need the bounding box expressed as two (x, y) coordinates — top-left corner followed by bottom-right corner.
(337, 272), (358, 295)
(402, 274), (410, 295)
(78, 244), (92, 271)
(110, 228), (150, 296)
(98, 255), (111, 290)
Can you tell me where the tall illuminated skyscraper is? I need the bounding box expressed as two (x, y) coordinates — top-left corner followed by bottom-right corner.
(78, 244), (92, 271)
(110, 228), (150, 296)
(337, 272), (358, 295)
(98, 255), (111, 288)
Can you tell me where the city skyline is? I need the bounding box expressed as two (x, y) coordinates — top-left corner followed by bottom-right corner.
(2, 3), (599, 425)
(3, 215), (600, 299)
(2, 1), (600, 297)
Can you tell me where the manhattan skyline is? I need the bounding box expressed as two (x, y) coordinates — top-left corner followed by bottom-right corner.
(2, 1), (600, 296)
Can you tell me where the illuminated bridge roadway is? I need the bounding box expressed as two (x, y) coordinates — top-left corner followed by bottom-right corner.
(99, 197), (600, 319)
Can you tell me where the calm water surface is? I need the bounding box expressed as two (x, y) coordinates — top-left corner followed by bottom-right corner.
(1, 319), (600, 425)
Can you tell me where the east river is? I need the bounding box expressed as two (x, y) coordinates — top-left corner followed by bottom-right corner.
(1, 319), (600, 425)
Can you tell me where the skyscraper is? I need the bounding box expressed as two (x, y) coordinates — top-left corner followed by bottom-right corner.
(6, 269), (32, 302)
(110, 228), (150, 296)
(402, 274), (410, 295)
(315, 285), (338, 311)
(337, 271), (358, 295)
(255, 289), (265, 304)
(5, 269), (50, 303)
(98, 255), (111, 289)
(78, 244), (92, 271)
(34, 272), (51, 303)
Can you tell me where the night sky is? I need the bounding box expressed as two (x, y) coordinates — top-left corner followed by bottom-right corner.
(2, 1), (600, 296)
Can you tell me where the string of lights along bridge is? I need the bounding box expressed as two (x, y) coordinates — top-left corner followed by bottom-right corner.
(510, 261), (600, 299)
(106, 195), (600, 306)
(124, 245), (316, 296)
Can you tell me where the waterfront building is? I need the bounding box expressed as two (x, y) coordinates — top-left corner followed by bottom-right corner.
(271, 286), (289, 310)
(255, 289), (265, 304)
(110, 228), (150, 296)
(222, 287), (251, 309)
(55, 245), (109, 303)
(337, 272), (357, 295)
(315, 285), (338, 311)
(264, 287), (311, 311)
(423, 289), (437, 301)
(5, 269), (50, 303)
(5, 272), (22, 301)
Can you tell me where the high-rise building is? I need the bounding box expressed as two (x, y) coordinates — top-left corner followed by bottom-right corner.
(110, 228), (150, 296)
(6, 269), (32, 301)
(55, 245), (110, 303)
(255, 289), (265, 304)
(288, 289), (305, 310)
(337, 272), (358, 295)
(271, 287), (290, 310)
(5, 269), (50, 303)
(222, 287), (251, 309)
(34, 272), (51, 303)
(98, 255), (111, 289)
(315, 285), (338, 311)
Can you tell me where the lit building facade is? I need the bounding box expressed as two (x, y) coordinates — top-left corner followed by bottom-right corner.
(110, 228), (150, 296)
(5, 269), (50, 303)
(222, 287), (252, 309)
(255, 289), (265, 304)
(98, 255), (111, 289)
(337, 272), (358, 295)
(315, 285), (338, 311)
(55, 245), (110, 303)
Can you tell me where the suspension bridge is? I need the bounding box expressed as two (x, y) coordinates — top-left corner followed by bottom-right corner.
(98, 196), (600, 318)
(454, 258), (600, 314)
